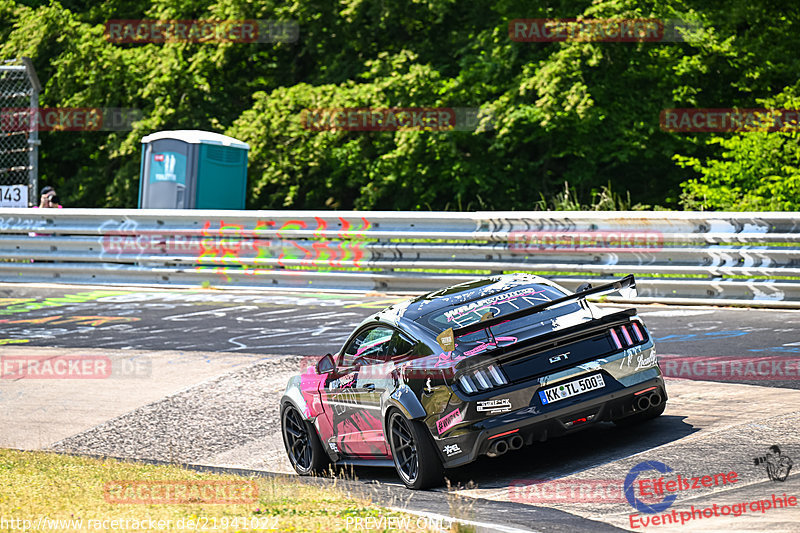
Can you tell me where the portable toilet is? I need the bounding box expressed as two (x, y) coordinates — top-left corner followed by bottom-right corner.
(138, 130), (249, 209)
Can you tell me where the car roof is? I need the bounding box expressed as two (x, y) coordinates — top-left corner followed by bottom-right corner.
(373, 273), (554, 326)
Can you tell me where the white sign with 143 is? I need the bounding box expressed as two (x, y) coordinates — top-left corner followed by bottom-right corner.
(0, 185), (28, 207)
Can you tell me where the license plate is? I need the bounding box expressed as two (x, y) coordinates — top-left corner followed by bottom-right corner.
(538, 374), (605, 405)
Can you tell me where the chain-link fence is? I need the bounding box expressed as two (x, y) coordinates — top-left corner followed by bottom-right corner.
(0, 58), (40, 206)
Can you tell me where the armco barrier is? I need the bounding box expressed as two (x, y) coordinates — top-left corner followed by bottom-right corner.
(1, 208), (799, 305)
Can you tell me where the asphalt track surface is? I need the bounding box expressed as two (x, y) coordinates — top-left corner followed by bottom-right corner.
(2, 283), (800, 532)
(2, 283), (800, 390)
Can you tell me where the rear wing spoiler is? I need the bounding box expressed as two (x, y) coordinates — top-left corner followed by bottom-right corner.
(445, 274), (637, 341)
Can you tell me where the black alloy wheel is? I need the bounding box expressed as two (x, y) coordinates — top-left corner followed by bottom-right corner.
(388, 411), (443, 489)
(281, 404), (328, 475)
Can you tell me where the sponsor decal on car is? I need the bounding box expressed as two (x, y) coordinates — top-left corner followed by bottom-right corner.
(443, 288), (542, 321)
(436, 408), (463, 435)
(443, 444), (462, 457)
(635, 350), (658, 371)
(329, 442), (339, 453)
(328, 372), (356, 389)
(619, 345), (644, 369)
(436, 328), (455, 352)
(476, 398), (512, 414)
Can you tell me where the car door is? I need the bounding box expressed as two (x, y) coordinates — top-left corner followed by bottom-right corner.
(326, 325), (396, 458)
(350, 329), (420, 456)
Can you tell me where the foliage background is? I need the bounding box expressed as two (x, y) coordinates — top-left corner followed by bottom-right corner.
(2, 0), (798, 211)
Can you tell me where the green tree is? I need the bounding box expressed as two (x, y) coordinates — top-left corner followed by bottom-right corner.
(677, 90), (800, 211)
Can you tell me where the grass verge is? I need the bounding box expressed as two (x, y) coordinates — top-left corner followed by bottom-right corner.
(0, 449), (429, 532)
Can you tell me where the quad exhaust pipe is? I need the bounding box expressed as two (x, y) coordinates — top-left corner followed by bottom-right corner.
(488, 439), (508, 457)
(487, 434), (524, 457)
(636, 391), (663, 411)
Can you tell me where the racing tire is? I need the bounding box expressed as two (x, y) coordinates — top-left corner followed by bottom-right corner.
(281, 404), (329, 475)
(387, 410), (444, 490)
(613, 399), (666, 427)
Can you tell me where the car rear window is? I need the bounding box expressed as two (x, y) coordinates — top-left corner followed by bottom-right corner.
(417, 284), (582, 354)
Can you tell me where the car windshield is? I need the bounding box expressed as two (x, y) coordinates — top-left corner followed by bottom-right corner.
(417, 284), (583, 356)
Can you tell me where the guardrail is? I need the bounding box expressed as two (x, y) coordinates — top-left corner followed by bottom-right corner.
(1, 208), (799, 305)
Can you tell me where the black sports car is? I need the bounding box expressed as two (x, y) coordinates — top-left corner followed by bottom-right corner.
(280, 274), (665, 489)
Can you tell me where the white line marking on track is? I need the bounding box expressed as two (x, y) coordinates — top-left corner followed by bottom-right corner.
(638, 310), (716, 317)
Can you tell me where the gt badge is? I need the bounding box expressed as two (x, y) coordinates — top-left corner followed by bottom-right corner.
(549, 352), (570, 364)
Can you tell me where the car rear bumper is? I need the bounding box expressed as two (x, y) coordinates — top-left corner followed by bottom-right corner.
(437, 375), (666, 468)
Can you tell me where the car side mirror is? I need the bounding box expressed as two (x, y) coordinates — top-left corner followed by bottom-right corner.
(316, 353), (335, 374)
(576, 282), (593, 293)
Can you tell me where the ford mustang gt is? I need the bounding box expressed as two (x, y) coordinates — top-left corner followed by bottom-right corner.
(280, 274), (665, 489)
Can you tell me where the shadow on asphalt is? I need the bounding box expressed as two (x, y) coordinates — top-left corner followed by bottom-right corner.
(345, 415), (695, 490)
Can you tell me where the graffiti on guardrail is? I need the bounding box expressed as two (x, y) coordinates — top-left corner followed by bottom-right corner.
(474, 214), (796, 236)
(0, 215), (41, 232)
(477, 216), (579, 234)
(193, 216), (371, 280)
(98, 216), (373, 279)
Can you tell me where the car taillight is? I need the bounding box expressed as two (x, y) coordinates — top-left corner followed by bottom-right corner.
(458, 364), (508, 394)
(620, 325), (634, 346)
(609, 328), (623, 349)
(631, 322), (644, 342)
(609, 321), (647, 349)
